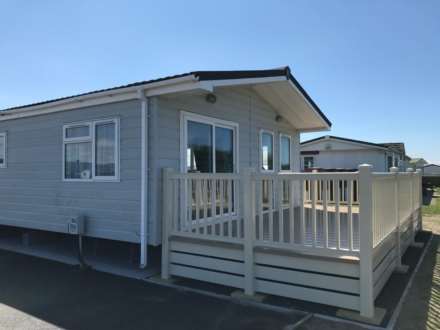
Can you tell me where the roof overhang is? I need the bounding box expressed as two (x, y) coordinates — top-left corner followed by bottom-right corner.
(0, 67), (332, 131)
(301, 135), (389, 151)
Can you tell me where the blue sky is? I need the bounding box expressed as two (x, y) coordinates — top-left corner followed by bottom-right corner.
(1, 1), (439, 162)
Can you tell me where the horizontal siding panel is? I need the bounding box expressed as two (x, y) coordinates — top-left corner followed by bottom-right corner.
(170, 251), (244, 275)
(255, 264), (360, 294)
(255, 251), (360, 278)
(170, 239), (243, 261)
(0, 100), (142, 242)
(170, 264), (244, 289)
(256, 279), (360, 311)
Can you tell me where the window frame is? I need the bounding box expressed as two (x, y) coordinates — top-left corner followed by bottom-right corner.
(0, 132), (7, 168)
(260, 129), (275, 172)
(279, 133), (292, 172)
(180, 111), (239, 174)
(63, 118), (120, 182)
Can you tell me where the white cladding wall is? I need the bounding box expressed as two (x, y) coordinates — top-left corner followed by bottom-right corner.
(149, 86), (300, 245)
(307, 149), (387, 172)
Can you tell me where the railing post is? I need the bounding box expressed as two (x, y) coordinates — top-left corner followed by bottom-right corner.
(406, 168), (416, 244)
(416, 169), (423, 231)
(161, 168), (174, 280)
(242, 168), (256, 296)
(358, 164), (375, 318)
(390, 167), (402, 268)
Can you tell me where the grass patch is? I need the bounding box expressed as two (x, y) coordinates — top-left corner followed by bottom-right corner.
(423, 188), (440, 216)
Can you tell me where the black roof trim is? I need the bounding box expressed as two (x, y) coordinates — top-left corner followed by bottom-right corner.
(301, 150), (320, 155)
(301, 135), (388, 149)
(0, 67), (332, 127)
(424, 164), (440, 168)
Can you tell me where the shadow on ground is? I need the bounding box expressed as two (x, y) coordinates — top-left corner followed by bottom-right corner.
(0, 250), (304, 330)
(395, 229), (440, 329)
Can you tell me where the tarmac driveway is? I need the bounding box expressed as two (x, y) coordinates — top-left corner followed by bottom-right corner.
(0, 249), (307, 330)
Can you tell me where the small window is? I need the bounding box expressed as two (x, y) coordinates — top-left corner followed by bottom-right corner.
(280, 134), (292, 171)
(0, 133), (6, 168)
(303, 156), (314, 170)
(65, 124), (90, 139)
(63, 119), (119, 181)
(261, 131), (274, 171)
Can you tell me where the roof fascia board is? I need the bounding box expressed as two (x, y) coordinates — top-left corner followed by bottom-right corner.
(297, 126), (331, 133)
(145, 80), (213, 97)
(208, 76), (287, 88)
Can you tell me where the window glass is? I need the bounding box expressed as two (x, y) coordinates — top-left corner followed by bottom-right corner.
(66, 125), (90, 139)
(304, 156), (314, 169)
(280, 135), (291, 171)
(387, 156), (393, 171)
(65, 142), (92, 179)
(95, 122), (116, 177)
(215, 127), (234, 173)
(261, 132), (273, 171)
(187, 120), (213, 173)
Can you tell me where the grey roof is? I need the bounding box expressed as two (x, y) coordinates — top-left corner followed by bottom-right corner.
(0, 67), (332, 127)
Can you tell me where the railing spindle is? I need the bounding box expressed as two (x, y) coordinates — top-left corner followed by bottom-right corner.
(335, 180), (341, 250)
(323, 179), (329, 248)
(278, 178), (284, 242)
(202, 179), (208, 235)
(227, 179), (233, 238)
(311, 178), (317, 247)
(289, 179), (295, 244)
(188, 179), (193, 232)
(269, 179), (274, 242)
(259, 179), (264, 240)
(211, 179), (216, 220)
(195, 179), (201, 233)
(348, 179), (353, 251)
(300, 179), (306, 245)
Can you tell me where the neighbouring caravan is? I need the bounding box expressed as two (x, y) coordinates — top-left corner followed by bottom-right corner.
(300, 135), (407, 172)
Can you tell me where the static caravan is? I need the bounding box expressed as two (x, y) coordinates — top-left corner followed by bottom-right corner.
(0, 67), (423, 318)
(300, 135), (407, 172)
(0, 67), (329, 267)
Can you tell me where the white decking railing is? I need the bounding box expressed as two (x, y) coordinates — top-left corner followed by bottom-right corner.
(161, 165), (423, 318)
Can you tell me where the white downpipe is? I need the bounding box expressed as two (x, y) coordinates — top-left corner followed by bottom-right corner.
(139, 89), (149, 268)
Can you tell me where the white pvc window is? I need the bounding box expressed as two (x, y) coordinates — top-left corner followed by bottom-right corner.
(260, 130), (274, 172)
(0, 133), (6, 168)
(63, 118), (119, 181)
(181, 112), (238, 174)
(279, 134), (292, 171)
